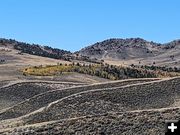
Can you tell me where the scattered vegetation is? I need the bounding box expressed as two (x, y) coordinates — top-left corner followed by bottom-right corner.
(5, 107), (179, 135)
(0, 82), (77, 110)
(23, 63), (180, 80)
(0, 78), (156, 121)
(131, 64), (180, 73)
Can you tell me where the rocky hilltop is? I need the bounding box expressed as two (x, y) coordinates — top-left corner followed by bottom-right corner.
(78, 38), (160, 58)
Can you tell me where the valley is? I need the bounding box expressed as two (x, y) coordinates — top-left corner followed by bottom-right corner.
(0, 38), (180, 134)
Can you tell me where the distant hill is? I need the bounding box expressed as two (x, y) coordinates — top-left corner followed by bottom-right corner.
(0, 38), (102, 63)
(0, 38), (72, 61)
(77, 38), (180, 67)
(77, 38), (161, 59)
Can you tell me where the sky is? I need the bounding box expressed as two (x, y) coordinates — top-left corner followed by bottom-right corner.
(0, 0), (180, 52)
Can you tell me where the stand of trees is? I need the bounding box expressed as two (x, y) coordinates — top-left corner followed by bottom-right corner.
(23, 63), (179, 80)
(131, 65), (180, 73)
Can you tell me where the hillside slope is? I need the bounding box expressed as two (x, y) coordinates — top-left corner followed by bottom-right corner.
(2, 107), (178, 135)
(20, 77), (179, 125)
(0, 39), (109, 84)
(0, 38), (71, 60)
(0, 81), (83, 110)
(0, 78), (159, 121)
(0, 41), (69, 82)
(0, 77), (179, 135)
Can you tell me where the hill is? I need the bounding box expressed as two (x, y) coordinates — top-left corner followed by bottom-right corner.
(1, 37), (180, 67)
(0, 77), (179, 135)
(77, 38), (180, 67)
(0, 40), (70, 82)
(0, 38), (108, 83)
(0, 38), (72, 60)
(0, 38), (103, 64)
(77, 38), (161, 58)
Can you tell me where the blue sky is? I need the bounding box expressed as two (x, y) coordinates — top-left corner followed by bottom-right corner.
(0, 0), (180, 52)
